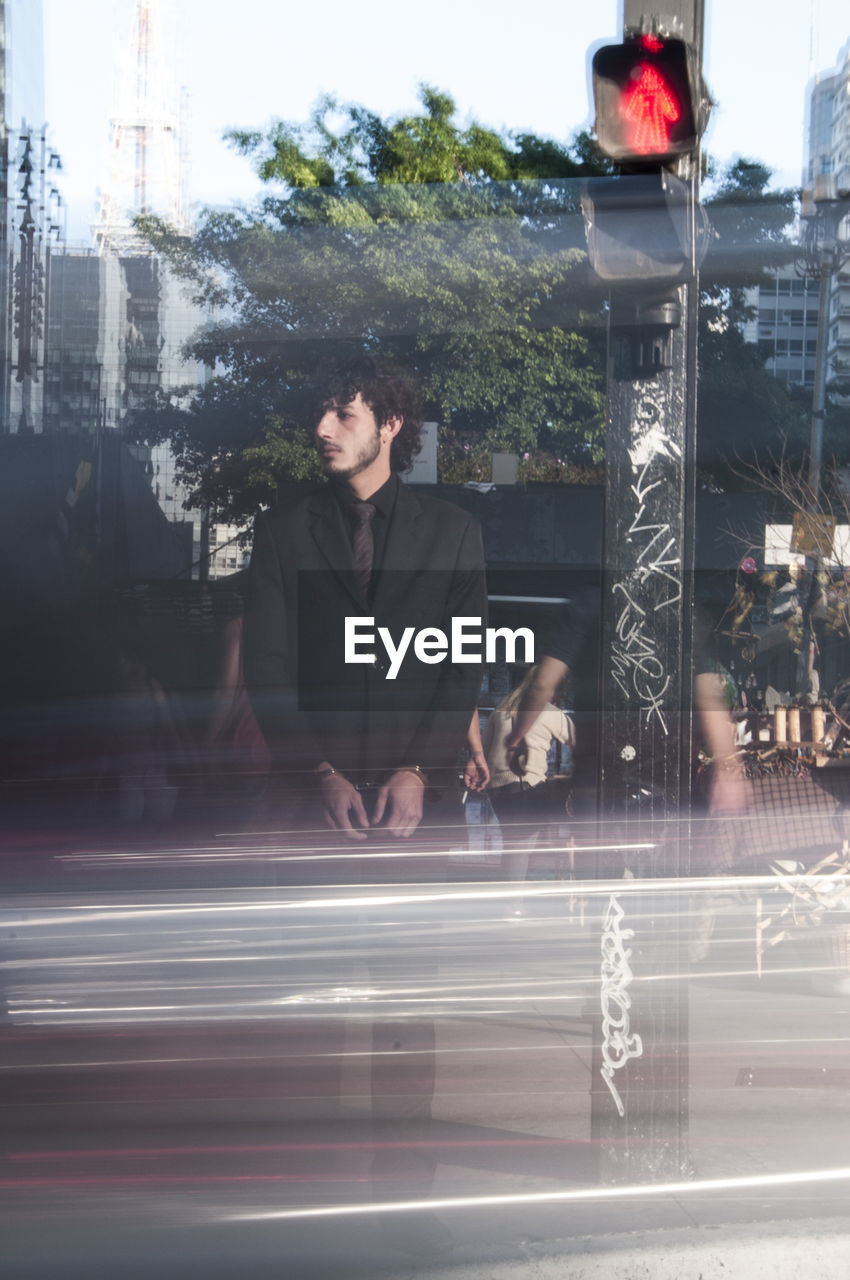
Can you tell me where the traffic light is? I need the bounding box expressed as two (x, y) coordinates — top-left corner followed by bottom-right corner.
(581, 171), (703, 287)
(582, 32), (709, 291)
(591, 34), (704, 167)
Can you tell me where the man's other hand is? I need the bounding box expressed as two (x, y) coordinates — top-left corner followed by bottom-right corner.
(319, 771), (370, 841)
(505, 735), (528, 777)
(372, 769), (425, 838)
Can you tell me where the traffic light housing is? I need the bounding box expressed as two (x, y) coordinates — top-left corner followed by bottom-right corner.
(581, 171), (709, 287)
(583, 32), (710, 293)
(591, 34), (704, 167)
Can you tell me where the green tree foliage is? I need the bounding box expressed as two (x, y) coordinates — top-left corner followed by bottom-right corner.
(696, 322), (810, 482)
(697, 159), (809, 483)
(701, 159), (799, 327)
(130, 88), (609, 522)
(129, 88), (810, 519)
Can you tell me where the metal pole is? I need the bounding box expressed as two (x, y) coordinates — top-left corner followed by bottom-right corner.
(590, 0), (702, 1182)
(808, 259), (832, 505)
(795, 257), (831, 699)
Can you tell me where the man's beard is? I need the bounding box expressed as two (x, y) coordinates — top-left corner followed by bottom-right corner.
(320, 425), (382, 481)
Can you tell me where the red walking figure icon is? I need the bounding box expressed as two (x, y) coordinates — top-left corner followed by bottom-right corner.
(621, 64), (681, 155)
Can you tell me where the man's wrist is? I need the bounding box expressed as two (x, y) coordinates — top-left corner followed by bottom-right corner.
(392, 764), (428, 785)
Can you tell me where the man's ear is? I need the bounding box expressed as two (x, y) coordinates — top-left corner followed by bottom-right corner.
(383, 415), (403, 440)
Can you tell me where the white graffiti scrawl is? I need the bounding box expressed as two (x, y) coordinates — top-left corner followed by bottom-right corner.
(611, 582), (671, 733)
(600, 894), (643, 1118)
(609, 388), (683, 734)
(628, 460), (682, 607)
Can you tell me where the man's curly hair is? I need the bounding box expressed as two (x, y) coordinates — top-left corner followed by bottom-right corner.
(305, 355), (424, 474)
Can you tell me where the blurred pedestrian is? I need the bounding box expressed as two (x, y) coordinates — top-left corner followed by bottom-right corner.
(483, 665), (575, 912)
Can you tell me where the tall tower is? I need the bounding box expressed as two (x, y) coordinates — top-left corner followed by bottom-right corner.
(742, 42), (850, 396)
(85, 0), (216, 577)
(804, 41), (850, 397)
(0, 0), (64, 433)
(93, 0), (189, 254)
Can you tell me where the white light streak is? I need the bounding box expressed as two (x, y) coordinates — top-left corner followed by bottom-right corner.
(222, 1165), (850, 1224)
(58, 840), (657, 866)
(0, 1041), (591, 1072)
(8, 872), (790, 931)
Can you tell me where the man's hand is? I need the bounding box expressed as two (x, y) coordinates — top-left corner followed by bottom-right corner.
(318, 770), (369, 841)
(504, 734), (528, 778)
(464, 750), (490, 792)
(372, 769), (425, 838)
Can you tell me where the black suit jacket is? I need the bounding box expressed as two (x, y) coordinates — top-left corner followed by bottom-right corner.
(244, 481), (487, 788)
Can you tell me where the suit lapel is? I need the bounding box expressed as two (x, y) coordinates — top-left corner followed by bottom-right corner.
(305, 490), (366, 611)
(373, 484), (426, 617)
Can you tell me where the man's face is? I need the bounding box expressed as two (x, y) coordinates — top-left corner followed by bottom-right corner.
(315, 392), (389, 486)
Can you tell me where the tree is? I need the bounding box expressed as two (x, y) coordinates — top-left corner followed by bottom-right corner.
(129, 88), (609, 524)
(697, 159), (809, 484)
(130, 93), (808, 520)
(701, 159), (799, 326)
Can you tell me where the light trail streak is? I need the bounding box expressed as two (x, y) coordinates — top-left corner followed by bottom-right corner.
(57, 840), (657, 867)
(0, 1042), (592, 1072)
(221, 1165), (850, 1223)
(3, 873), (803, 929)
(5, 991), (591, 1020)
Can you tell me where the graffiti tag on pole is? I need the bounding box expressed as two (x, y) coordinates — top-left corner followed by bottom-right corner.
(609, 388), (682, 734)
(600, 893), (643, 1117)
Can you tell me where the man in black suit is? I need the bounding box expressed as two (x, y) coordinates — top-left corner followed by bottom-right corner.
(244, 355), (487, 846)
(243, 359), (486, 1239)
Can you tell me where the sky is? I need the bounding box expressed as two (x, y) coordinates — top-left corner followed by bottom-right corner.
(42, 0), (850, 243)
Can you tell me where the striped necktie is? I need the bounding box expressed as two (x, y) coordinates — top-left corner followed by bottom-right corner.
(351, 502), (377, 596)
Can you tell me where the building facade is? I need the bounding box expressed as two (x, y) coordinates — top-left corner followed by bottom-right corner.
(0, 0), (64, 434)
(740, 43), (850, 396)
(804, 41), (850, 393)
(741, 269), (820, 390)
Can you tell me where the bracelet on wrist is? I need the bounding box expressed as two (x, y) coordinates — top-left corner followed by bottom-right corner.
(395, 764), (428, 784)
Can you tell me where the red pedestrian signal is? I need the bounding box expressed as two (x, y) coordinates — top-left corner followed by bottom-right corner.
(622, 65), (680, 155)
(592, 35), (703, 164)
